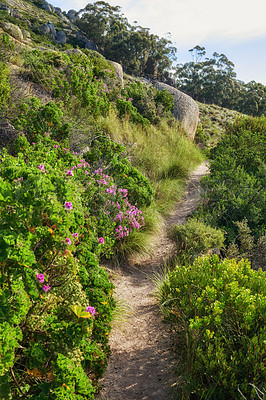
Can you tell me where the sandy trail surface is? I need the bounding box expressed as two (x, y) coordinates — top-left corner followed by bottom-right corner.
(96, 162), (208, 400)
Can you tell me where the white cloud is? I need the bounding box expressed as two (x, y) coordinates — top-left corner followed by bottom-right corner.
(112, 0), (266, 45)
(53, 0), (266, 45)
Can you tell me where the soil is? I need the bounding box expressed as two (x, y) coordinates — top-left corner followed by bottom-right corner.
(96, 162), (209, 400)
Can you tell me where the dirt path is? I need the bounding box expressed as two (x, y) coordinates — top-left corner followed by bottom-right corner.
(96, 162), (208, 400)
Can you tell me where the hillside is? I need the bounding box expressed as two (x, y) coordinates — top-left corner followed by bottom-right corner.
(1, 1), (265, 400)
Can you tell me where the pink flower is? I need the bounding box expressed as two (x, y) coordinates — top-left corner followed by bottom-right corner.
(65, 238), (72, 245)
(64, 201), (73, 210)
(38, 164), (45, 171)
(36, 273), (45, 283)
(98, 237), (104, 244)
(42, 285), (51, 292)
(67, 170), (74, 176)
(85, 306), (96, 315)
(72, 232), (79, 239)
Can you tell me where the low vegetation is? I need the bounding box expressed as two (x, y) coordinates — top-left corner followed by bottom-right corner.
(0, 16), (202, 399)
(1, 2), (265, 399)
(158, 256), (266, 400)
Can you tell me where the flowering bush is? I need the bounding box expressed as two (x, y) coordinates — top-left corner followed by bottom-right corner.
(0, 132), (147, 399)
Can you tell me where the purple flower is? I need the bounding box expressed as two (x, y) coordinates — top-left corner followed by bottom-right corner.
(38, 164), (45, 171)
(72, 232), (79, 239)
(65, 238), (72, 245)
(54, 144), (58, 148)
(42, 285), (51, 292)
(36, 273), (45, 283)
(98, 237), (104, 244)
(64, 201), (73, 210)
(32, 142), (35, 145)
(67, 170), (74, 176)
(85, 306), (96, 315)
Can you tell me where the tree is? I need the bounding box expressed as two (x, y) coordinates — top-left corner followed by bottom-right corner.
(77, 1), (176, 76)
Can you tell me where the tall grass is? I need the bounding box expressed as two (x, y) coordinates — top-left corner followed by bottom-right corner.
(96, 110), (204, 258)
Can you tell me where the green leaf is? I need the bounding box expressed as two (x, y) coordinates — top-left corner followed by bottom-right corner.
(71, 305), (92, 319)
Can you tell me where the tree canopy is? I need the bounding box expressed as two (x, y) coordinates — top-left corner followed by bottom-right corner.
(77, 1), (176, 76)
(175, 46), (266, 117)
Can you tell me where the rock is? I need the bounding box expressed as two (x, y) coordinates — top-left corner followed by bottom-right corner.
(75, 31), (88, 43)
(0, 120), (17, 147)
(10, 8), (21, 19)
(67, 9), (78, 22)
(108, 60), (124, 88)
(64, 48), (84, 56)
(85, 40), (98, 51)
(153, 82), (199, 140)
(0, 4), (11, 13)
(0, 22), (23, 41)
(39, 23), (50, 35)
(166, 77), (176, 87)
(47, 22), (56, 37)
(42, 3), (53, 12)
(21, 29), (31, 40)
(55, 7), (69, 22)
(56, 30), (67, 44)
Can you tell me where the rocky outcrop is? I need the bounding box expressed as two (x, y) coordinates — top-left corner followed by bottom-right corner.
(0, 120), (17, 147)
(64, 48), (84, 56)
(67, 9), (79, 23)
(85, 40), (98, 51)
(0, 22), (23, 42)
(153, 82), (199, 140)
(56, 30), (67, 44)
(108, 60), (124, 88)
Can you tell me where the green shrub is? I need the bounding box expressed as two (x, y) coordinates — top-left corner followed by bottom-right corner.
(159, 256), (266, 399)
(116, 97), (150, 127)
(83, 134), (154, 208)
(196, 116), (266, 244)
(0, 61), (10, 112)
(124, 81), (174, 124)
(13, 97), (71, 142)
(168, 218), (224, 263)
(0, 131), (148, 398)
(154, 88), (174, 112)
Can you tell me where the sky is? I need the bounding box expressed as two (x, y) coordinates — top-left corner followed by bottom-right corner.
(51, 0), (266, 84)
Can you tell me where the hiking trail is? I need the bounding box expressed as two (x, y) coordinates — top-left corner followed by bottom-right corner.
(96, 162), (208, 400)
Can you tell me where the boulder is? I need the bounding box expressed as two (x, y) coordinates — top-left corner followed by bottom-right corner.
(21, 29), (31, 40)
(108, 60), (124, 88)
(0, 22), (23, 41)
(39, 23), (50, 35)
(42, 3), (53, 12)
(67, 9), (78, 22)
(64, 48), (84, 56)
(153, 82), (199, 140)
(56, 30), (67, 44)
(75, 31), (88, 43)
(0, 120), (17, 147)
(47, 22), (56, 36)
(10, 8), (21, 19)
(85, 40), (98, 51)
